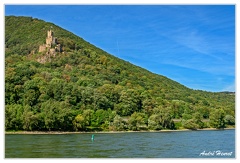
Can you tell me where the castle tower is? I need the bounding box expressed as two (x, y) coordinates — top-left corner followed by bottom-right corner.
(46, 30), (57, 47)
(48, 30), (53, 37)
(39, 30), (62, 54)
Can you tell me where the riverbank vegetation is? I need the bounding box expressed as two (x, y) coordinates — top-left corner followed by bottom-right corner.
(5, 16), (235, 132)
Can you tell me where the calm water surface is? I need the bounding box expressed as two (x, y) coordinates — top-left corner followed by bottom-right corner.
(5, 129), (235, 158)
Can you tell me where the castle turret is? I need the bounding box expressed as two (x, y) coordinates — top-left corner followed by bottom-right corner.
(38, 30), (62, 58)
(46, 30), (57, 47)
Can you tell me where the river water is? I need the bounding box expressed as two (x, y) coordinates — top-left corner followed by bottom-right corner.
(5, 129), (235, 158)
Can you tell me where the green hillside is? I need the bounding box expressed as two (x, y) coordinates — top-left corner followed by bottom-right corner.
(5, 16), (235, 131)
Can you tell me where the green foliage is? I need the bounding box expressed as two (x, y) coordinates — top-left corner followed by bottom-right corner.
(73, 114), (86, 131)
(174, 121), (182, 130)
(148, 107), (175, 130)
(209, 108), (226, 129)
(192, 112), (204, 129)
(5, 104), (24, 130)
(181, 110), (204, 130)
(112, 115), (125, 131)
(128, 112), (147, 131)
(224, 115), (235, 125)
(22, 105), (39, 131)
(182, 119), (199, 130)
(148, 114), (163, 130)
(5, 16), (235, 132)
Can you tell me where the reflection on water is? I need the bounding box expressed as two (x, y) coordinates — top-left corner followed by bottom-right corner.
(5, 129), (235, 158)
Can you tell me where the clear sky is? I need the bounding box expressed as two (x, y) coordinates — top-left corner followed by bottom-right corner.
(5, 5), (235, 92)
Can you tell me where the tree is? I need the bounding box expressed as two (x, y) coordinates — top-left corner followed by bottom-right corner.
(5, 104), (24, 130)
(56, 102), (75, 131)
(113, 115), (125, 131)
(82, 109), (94, 126)
(192, 112), (204, 129)
(142, 98), (156, 116)
(148, 114), (163, 130)
(170, 100), (185, 118)
(224, 115), (235, 125)
(22, 105), (40, 131)
(41, 100), (58, 131)
(73, 114), (86, 131)
(150, 107), (175, 130)
(117, 89), (142, 116)
(210, 108), (226, 129)
(181, 111), (204, 130)
(182, 119), (199, 130)
(80, 87), (94, 106)
(39, 100), (75, 131)
(48, 78), (65, 101)
(182, 107), (193, 120)
(128, 112), (146, 131)
(92, 109), (108, 127)
(23, 77), (44, 106)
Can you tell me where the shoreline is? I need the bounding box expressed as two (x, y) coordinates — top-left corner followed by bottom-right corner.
(5, 128), (235, 135)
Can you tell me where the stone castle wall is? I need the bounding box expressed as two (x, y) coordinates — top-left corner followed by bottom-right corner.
(38, 30), (62, 63)
(39, 30), (61, 53)
(39, 44), (47, 52)
(46, 30), (57, 46)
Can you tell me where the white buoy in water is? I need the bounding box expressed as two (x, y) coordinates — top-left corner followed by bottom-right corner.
(91, 134), (94, 141)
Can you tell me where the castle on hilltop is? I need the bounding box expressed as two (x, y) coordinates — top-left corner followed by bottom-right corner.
(39, 30), (62, 53)
(37, 30), (62, 63)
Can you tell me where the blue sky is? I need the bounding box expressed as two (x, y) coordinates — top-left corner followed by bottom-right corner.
(5, 5), (235, 92)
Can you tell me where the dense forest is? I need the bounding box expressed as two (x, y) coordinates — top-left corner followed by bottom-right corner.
(5, 16), (235, 132)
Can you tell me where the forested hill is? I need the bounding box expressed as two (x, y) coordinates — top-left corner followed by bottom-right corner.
(5, 16), (235, 132)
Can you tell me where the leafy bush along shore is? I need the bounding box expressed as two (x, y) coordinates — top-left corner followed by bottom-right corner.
(5, 16), (235, 132)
